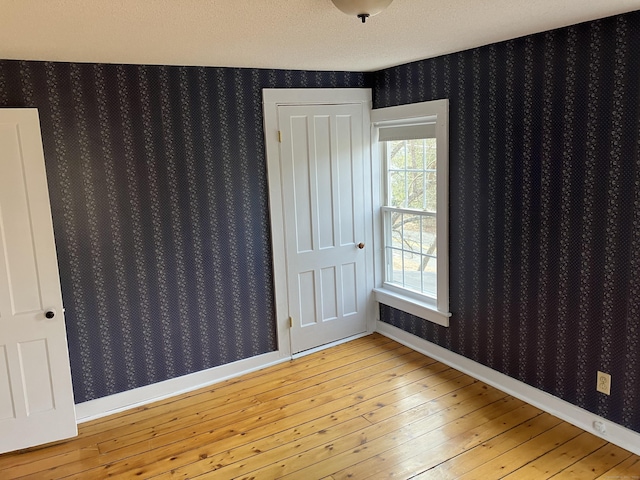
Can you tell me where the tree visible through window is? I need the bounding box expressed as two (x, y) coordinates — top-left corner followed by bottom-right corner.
(384, 137), (438, 297)
(373, 99), (449, 326)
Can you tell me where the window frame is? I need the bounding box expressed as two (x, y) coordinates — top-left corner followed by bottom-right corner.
(371, 99), (451, 327)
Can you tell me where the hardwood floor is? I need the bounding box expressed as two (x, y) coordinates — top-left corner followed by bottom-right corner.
(1, 333), (639, 479)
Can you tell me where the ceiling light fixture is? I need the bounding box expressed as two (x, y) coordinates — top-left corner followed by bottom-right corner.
(331, 0), (394, 23)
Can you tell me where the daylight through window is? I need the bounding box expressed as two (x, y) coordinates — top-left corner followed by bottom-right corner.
(372, 99), (450, 326)
(383, 136), (438, 297)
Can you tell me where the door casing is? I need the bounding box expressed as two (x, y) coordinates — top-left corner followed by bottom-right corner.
(262, 88), (376, 358)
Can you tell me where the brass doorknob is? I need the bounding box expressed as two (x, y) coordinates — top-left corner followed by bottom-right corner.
(357, 242), (365, 249)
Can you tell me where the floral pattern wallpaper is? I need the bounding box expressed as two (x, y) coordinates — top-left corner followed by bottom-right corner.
(375, 11), (640, 434)
(1, 9), (639, 438)
(0, 60), (368, 403)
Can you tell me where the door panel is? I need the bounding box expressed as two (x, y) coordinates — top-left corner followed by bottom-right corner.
(298, 271), (317, 327)
(279, 104), (367, 353)
(320, 267), (338, 320)
(337, 115), (356, 246)
(18, 339), (55, 415)
(0, 124), (44, 315)
(290, 115), (313, 254)
(341, 263), (358, 315)
(314, 116), (335, 250)
(0, 109), (77, 454)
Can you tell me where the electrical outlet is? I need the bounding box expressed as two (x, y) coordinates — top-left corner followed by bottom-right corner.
(597, 371), (611, 395)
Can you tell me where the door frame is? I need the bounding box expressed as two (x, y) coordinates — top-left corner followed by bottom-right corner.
(262, 88), (376, 358)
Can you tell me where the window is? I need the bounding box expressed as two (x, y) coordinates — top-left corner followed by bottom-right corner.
(383, 136), (437, 295)
(372, 100), (451, 327)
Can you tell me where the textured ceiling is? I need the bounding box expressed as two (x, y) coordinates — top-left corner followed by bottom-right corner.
(1, 0), (639, 72)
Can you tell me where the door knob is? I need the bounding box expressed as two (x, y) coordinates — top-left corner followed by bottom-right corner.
(357, 242), (365, 249)
(45, 310), (56, 319)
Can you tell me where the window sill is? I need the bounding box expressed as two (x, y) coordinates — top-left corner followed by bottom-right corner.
(373, 287), (451, 327)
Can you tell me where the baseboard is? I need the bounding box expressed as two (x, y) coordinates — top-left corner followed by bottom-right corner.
(74, 350), (286, 423)
(376, 321), (640, 457)
(75, 332), (375, 424)
(291, 331), (371, 359)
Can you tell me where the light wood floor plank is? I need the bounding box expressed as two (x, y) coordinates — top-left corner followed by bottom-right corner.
(235, 382), (509, 479)
(596, 455), (640, 479)
(0, 334), (638, 480)
(550, 442), (632, 479)
(0, 338), (395, 474)
(418, 412), (564, 479)
(152, 416), (373, 479)
(86, 334), (397, 438)
(150, 369), (471, 479)
(456, 422), (584, 479)
(276, 393), (516, 480)
(100, 354), (444, 478)
(502, 432), (607, 479)
(362, 373), (475, 424)
(333, 398), (537, 480)
(27, 348), (434, 478)
(96, 346), (418, 455)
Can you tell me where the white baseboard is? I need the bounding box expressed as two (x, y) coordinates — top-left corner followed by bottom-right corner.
(291, 331), (371, 359)
(376, 321), (640, 457)
(75, 331), (374, 424)
(74, 351), (286, 423)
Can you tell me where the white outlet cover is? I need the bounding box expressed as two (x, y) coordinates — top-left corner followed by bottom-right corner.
(597, 371), (612, 395)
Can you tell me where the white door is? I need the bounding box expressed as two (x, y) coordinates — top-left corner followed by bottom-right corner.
(0, 109), (77, 454)
(278, 103), (368, 353)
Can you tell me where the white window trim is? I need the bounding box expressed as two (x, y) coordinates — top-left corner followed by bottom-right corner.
(371, 99), (451, 327)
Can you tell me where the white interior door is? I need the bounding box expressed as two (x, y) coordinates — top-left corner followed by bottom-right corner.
(278, 103), (368, 353)
(0, 109), (77, 454)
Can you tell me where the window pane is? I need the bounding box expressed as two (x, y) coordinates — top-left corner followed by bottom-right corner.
(401, 214), (420, 254)
(384, 210), (439, 297)
(404, 250), (422, 292)
(421, 216), (437, 257)
(388, 141), (406, 169)
(407, 139), (423, 170)
(388, 247), (404, 287)
(390, 212), (404, 250)
(425, 138), (437, 167)
(386, 138), (437, 213)
(419, 139), (427, 170)
(425, 139), (437, 212)
(422, 255), (437, 297)
(382, 132), (442, 300)
(425, 170), (437, 212)
(406, 171), (425, 209)
(389, 171), (406, 207)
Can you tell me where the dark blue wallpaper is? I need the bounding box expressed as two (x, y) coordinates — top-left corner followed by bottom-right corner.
(1, 9), (638, 440)
(0, 60), (369, 403)
(374, 11), (640, 434)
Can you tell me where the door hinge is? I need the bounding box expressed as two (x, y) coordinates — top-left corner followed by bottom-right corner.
(289, 316), (293, 328)
(278, 130), (282, 143)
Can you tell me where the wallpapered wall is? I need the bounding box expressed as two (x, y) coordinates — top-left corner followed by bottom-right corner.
(0, 60), (369, 403)
(374, 11), (640, 434)
(1, 10), (638, 437)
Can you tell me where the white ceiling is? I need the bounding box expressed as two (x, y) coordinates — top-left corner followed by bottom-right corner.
(1, 0), (639, 72)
